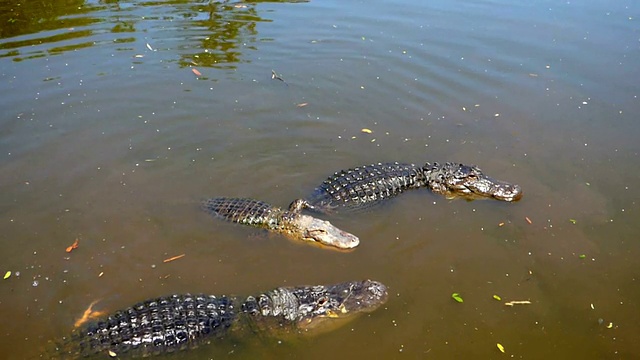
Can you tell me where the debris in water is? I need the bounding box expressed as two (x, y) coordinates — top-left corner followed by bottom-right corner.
(493, 294), (502, 301)
(66, 238), (80, 253)
(504, 300), (531, 306)
(146, 43), (154, 51)
(74, 299), (104, 328)
(271, 70), (284, 82)
(163, 254), (186, 263)
(578, 254), (586, 259)
(569, 219), (577, 224)
(498, 222), (505, 227)
(451, 293), (464, 303)
(108, 350), (117, 357)
(192, 68), (202, 77)
(296, 102), (308, 107)
(497, 343), (505, 353)
(361, 128), (373, 134)
(525, 216), (532, 224)
(3, 271), (10, 280)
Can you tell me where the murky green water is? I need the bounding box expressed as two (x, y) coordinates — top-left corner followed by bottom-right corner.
(1, 0), (639, 358)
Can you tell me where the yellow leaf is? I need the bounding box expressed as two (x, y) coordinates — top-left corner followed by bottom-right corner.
(3, 271), (10, 280)
(361, 128), (373, 134)
(497, 343), (505, 353)
(493, 294), (501, 301)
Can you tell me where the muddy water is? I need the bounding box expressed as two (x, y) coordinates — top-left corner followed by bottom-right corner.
(1, 0), (639, 358)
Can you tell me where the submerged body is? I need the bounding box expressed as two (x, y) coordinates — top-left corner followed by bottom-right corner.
(306, 162), (522, 213)
(50, 280), (387, 359)
(201, 197), (359, 249)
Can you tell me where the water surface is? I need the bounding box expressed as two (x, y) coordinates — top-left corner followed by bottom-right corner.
(1, 0), (639, 358)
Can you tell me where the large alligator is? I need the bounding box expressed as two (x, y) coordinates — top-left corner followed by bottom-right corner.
(201, 197), (359, 249)
(50, 280), (387, 359)
(305, 162), (523, 213)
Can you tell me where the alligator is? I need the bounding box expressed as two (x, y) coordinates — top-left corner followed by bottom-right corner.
(201, 197), (359, 249)
(50, 280), (388, 359)
(305, 161), (523, 213)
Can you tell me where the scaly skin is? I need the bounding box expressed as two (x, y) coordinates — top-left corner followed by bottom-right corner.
(201, 197), (359, 249)
(49, 280), (388, 358)
(306, 162), (522, 213)
(422, 162), (522, 202)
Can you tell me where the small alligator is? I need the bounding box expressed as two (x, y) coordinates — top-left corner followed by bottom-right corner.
(50, 280), (387, 358)
(305, 162), (522, 213)
(201, 197), (360, 249)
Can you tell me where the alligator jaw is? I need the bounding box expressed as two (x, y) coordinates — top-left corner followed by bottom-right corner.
(453, 175), (523, 202)
(296, 214), (360, 249)
(427, 163), (523, 202)
(295, 280), (388, 332)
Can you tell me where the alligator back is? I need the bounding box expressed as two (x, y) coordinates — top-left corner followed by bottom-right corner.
(306, 162), (426, 213)
(202, 197), (285, 229)
(52, 294), (236, 358)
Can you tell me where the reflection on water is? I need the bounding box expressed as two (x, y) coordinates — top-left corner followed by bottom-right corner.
(1, 0), (639, 359)
(0, 0), (307, 67)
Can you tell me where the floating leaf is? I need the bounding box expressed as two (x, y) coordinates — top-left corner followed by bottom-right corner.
(606, 322), (613, 329)
(493, 294), (502, 301)
(361, 128), (373, 134)
(66, 238), (79, 253)
(497, 343), (505, 353)
(569, 219), (577, 224)
(108, 350), (117, 357)
(451, 293), (464, 303)
(3, 271), (11, 280)
(525, 216), (532, 224)
(192, 68), (202, 76)
(578, 254), (586, 259)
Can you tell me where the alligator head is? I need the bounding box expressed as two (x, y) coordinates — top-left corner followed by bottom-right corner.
(293, 214), (360, 249)
(292, 279), (388, 331)
(424, 162), (523, 202)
